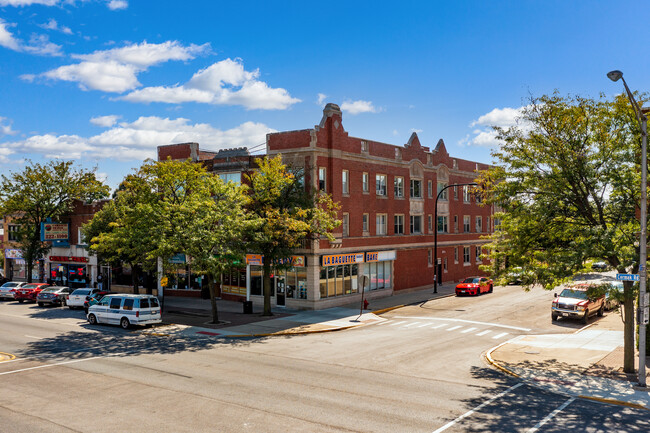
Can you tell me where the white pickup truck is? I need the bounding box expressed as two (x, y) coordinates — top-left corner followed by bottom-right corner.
(551, 284), (606, 324)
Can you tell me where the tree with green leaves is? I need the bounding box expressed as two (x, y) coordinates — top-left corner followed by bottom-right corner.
(243, 155), (341, 316)
(0, 160), (109, 282)
(480, 92), (647, 373)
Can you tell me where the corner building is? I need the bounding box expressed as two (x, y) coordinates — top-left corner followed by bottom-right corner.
(159, 103), (493, 310)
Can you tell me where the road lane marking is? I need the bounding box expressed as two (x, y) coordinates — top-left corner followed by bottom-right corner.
(446, 326), (462, 331)
(394, 316), (531, 331)
(432, 382), (524, 433)
(477, 330), (491, 336)
(376, 320), (392, 325)
(461, 327), (478, 334)
(527, 397), (575, 433)
(404, 322), (422, 328)
(417, 323), (430, 328)
(431, 324), (447, 329)
(0, 356), (102, 376)
(492, 332), (509, 339)
(24, 335), (44, 340)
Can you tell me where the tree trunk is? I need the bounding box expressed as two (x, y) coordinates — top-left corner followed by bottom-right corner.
(131, 264), (140, 295)
(207, 274), (219, 324)
(262, 261), (273, 316)
(26, 261), (33, 283)
(623, 283), (635, 374)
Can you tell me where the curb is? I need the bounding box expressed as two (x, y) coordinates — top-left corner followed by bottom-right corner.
(577, 395), (649, 410)
(0, 351), (16, 362)
(485, 342), (520, 378)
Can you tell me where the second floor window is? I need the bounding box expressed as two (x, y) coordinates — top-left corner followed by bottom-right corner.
(8, 225), (19, 241)
(342, 170), (349, 195)
(476, 216), (482, 233)
(410, 215), (422, 234)
(394, 215), (404, 234)
(410, 179), (422, 198)
(475, 246), (482, 262)
(463, 185), (471, 202)
(376, 214), (387, 235)
(437, 215), (448, 233)
(428, 180), (433, 198)
(362, 214), (369, 232)
(464, 246), (471, 264)
(376, 174), (387, 196)
(318, 167), (326, 192)
(342, 213), (349, 237)
(437, 182), (448, 200)
(394, 176), (404, 198)
(362, 172), (369, 193)
(463, 215), (471, 232)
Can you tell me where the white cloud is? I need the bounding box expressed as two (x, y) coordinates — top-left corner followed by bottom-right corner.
(0, 19), (21, 51)
(40, 19), (73, 35)
(107, 0), (127, 10)
(0, 116), (18, 136)
(0, 18), (62, 56)
(37, 41), (210, 92)
(317, 93), (327, 105)
(341, 100), (379, 115)
(460, 106), (530, 148)
(0, 146), (15, 163)
(410, 128), (423, 134)
(122, 58), (300, 110)
(0, 0), (59, 6)
(90, 115), (121, 127)
(1, 116), (276, 162)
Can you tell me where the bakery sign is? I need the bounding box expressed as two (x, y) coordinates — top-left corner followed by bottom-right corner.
(40, 223), (69, 241)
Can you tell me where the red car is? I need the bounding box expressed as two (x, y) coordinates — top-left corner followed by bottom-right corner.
(14, 283), (51, 303)
(455, 277), (493, 296)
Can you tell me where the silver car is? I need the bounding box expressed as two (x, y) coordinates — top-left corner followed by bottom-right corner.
(0, 282), (27, 300)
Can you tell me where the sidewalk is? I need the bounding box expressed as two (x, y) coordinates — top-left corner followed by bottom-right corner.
(487, 311), (650, 410)
(148, 282), (455, 338)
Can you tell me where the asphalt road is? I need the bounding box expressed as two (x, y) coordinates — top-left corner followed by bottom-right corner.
(0, 285), (647, 432)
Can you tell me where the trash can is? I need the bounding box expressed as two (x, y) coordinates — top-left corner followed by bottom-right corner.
(243, 300), (253, 314)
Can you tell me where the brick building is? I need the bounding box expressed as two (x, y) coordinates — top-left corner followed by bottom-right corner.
(158, 103), (493, 310)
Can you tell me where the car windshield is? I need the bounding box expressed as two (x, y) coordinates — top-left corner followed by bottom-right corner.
(1, 282), (18, 288)
(463, 278), (480, 284)
(72, 289), (90, 296)
(22, 284), (41, 289)
(41, 287), (58, 293)
(559, 289), (588, 300)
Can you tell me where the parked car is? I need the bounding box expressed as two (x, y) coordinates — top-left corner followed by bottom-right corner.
(84, 290), (112, 314)
(67, 287), (101, 310)
(591, 261), (609, 271)
(36, 286), (73, 307)
(0, 281), (27, 300)
(605, 282), (624, 310)
(455, 276), (493, 296)
(552, 284), (606, 324)
(87, 294), (162, 329)
(13, 283), (51, 303)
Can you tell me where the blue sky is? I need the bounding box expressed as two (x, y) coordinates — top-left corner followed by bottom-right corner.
(1, 0), (648, 191)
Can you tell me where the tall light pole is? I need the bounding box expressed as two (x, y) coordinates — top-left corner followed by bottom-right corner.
(608, 69), (648, 387)
(434, 182), (477, 293)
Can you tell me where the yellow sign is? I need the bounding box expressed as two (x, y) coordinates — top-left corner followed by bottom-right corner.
(160, 277), (169, 286)
(322, 253), (365, 266)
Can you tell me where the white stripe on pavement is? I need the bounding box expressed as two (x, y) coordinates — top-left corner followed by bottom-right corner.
(376, 320), (392, 325)
(461, 327), (478, 334)
(431, 323), (447, 329)
(477, 330), (491, 336)
(393, 316), (531, 331)
(389, 321), (408, 326)
(404, 322), (422, 328)
(432, 383), (524, 433)
(492, 332), (509, 339)
(417, 323), (431, 328)
(527, 397), (575, 433)
(446, 325), (462, 331)
(0, 356), (102, 376)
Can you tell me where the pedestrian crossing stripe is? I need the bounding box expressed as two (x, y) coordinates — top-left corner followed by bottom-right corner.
(446, 325), (462, 331)
(372, 320), (512, 340)
(476, 330), (491, 336)
(461, 327), (478, 333)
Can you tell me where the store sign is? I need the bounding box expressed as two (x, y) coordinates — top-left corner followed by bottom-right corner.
(321, 253), (365, 266)
(5, 248), (23, 259)
(168, 253), (186, 264)
(365, 250), (397, 262)
(40, 223), (69, 241)
(246, 254), (305, 267)
(49, 255), (89, 263)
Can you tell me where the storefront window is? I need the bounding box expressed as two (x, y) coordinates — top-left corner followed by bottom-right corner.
(251, 266), (263, 296)
(364, 261), (393, 291)
(297, 269), (307, 299)
(327, 266), (336, 297)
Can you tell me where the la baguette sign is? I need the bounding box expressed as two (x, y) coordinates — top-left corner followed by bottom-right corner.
(40, 223), (69, 241)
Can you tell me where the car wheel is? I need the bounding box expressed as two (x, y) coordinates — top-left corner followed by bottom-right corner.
(18, 299), (24, 303)
(87, 314), (97, 325)
(120, 317), (130, 330)
(488, 285), (493, 293)
(61, 298), (66, 306)
(68, 305), (74, 310)
(597, 305), (604, 317)
(38, 302), (44, 307)
(552, 313), (558, 321)
(582, 311), (589, 324)
(84, 308), (88, 314)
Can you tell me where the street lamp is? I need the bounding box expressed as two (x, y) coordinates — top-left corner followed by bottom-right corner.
(608, 69), (648, 387)
(434, 182), (477, 293)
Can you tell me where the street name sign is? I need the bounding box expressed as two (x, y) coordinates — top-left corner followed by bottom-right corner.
(616, 273), (640, 281)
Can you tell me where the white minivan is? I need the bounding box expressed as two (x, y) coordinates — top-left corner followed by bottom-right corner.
(87, 294), (161, 329)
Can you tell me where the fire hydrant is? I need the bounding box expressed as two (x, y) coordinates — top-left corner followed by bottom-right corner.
(363, 299), (369, 310)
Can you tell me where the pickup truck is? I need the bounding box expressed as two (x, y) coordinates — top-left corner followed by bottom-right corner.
(552, 284), (606, 324)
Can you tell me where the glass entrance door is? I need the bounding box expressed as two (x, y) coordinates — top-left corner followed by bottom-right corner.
(275, 275), (286, 306)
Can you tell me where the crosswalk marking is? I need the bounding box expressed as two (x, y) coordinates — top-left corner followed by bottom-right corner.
(447, 325), (462, 331)
(431, 323), (447, 329)
(403, 322), (421, 328)
(389, 320), (408, 326)
(476, 330), (491, 336)
(417, 323), (430, 328)
(492, 332), (509, 339)
(376, 320), (392, 325)
(461, 327), (478, 334)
